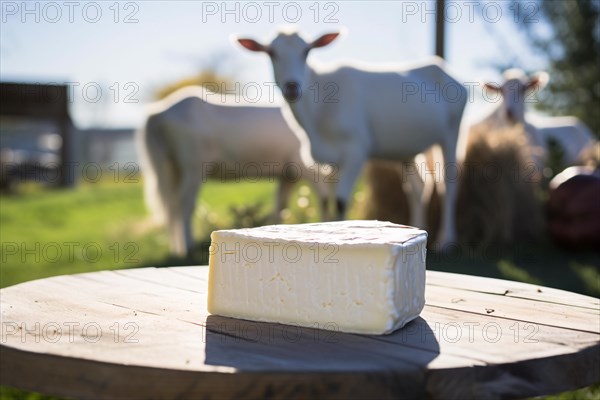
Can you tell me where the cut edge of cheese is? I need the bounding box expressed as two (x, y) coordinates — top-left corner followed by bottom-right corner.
(207, 220), (427, 335)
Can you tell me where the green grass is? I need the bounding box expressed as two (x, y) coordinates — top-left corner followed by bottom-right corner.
(0, 179), (598, 399)
(1, 180), (167, 287)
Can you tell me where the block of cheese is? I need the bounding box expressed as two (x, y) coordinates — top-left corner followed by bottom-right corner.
(207, 220), (427, 335)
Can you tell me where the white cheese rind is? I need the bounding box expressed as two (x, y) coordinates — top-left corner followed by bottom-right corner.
(207, 220), (427, 335)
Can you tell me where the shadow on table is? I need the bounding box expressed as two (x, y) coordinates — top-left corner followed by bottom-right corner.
(204, 314), (440, 372)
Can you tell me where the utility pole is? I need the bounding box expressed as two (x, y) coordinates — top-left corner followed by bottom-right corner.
(435, 0), (445, 58)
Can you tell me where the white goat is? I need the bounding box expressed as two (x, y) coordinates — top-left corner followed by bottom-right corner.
(237, 30), (467, 246)
(472, 69), (596, 170)
(137, 86), (331, 257)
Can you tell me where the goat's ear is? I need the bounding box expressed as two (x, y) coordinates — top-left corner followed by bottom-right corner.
(236, 37), (268, 52)
(483, 82), (502, 94)
(526, 71), (549, 93)
(310, 32), (340, 49)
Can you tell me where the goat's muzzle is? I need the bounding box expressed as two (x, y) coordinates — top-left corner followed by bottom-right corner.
(506, 109), (517, 123)
(283, 82), (301, 102)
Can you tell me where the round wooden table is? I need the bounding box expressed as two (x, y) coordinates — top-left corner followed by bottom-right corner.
(1, 266), (598, 399)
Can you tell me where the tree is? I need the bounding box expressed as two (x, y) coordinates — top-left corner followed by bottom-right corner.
(516, 0), (600, 135)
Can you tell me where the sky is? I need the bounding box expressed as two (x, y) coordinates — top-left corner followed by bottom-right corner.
(0, 0), (549, 129)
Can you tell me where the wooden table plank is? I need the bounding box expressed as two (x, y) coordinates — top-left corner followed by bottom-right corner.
(113, 267), (208, 293)
(427, 271), (600, 310)
(426, 285), (598, 333)
(1, 266), (599, 400)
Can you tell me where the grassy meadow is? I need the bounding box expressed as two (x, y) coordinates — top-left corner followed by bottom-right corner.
(0, 176), (598, 399)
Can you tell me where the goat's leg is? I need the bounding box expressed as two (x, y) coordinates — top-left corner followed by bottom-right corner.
(273, 177), (296, 223)
(178, 171), (202, 258)
(335, 146), (368, 220)
(437, 141), (458, 249)
(299, 162), (332, 222)
(314, 176), (332, 222)
(162, 167), (186, 257)
(167, 203), (186, 257)
(401, 160), (426, 229)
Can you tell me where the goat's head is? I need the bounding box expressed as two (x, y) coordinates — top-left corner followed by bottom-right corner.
(484, 69), (549, 124)
(236, 30), (341, 103)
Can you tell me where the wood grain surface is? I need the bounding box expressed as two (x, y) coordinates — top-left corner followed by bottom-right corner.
(1, 266), (598, 399)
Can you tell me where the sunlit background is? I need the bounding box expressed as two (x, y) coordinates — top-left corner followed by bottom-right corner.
(1, 0), (559, 180)
(2, 0), (550, 129)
